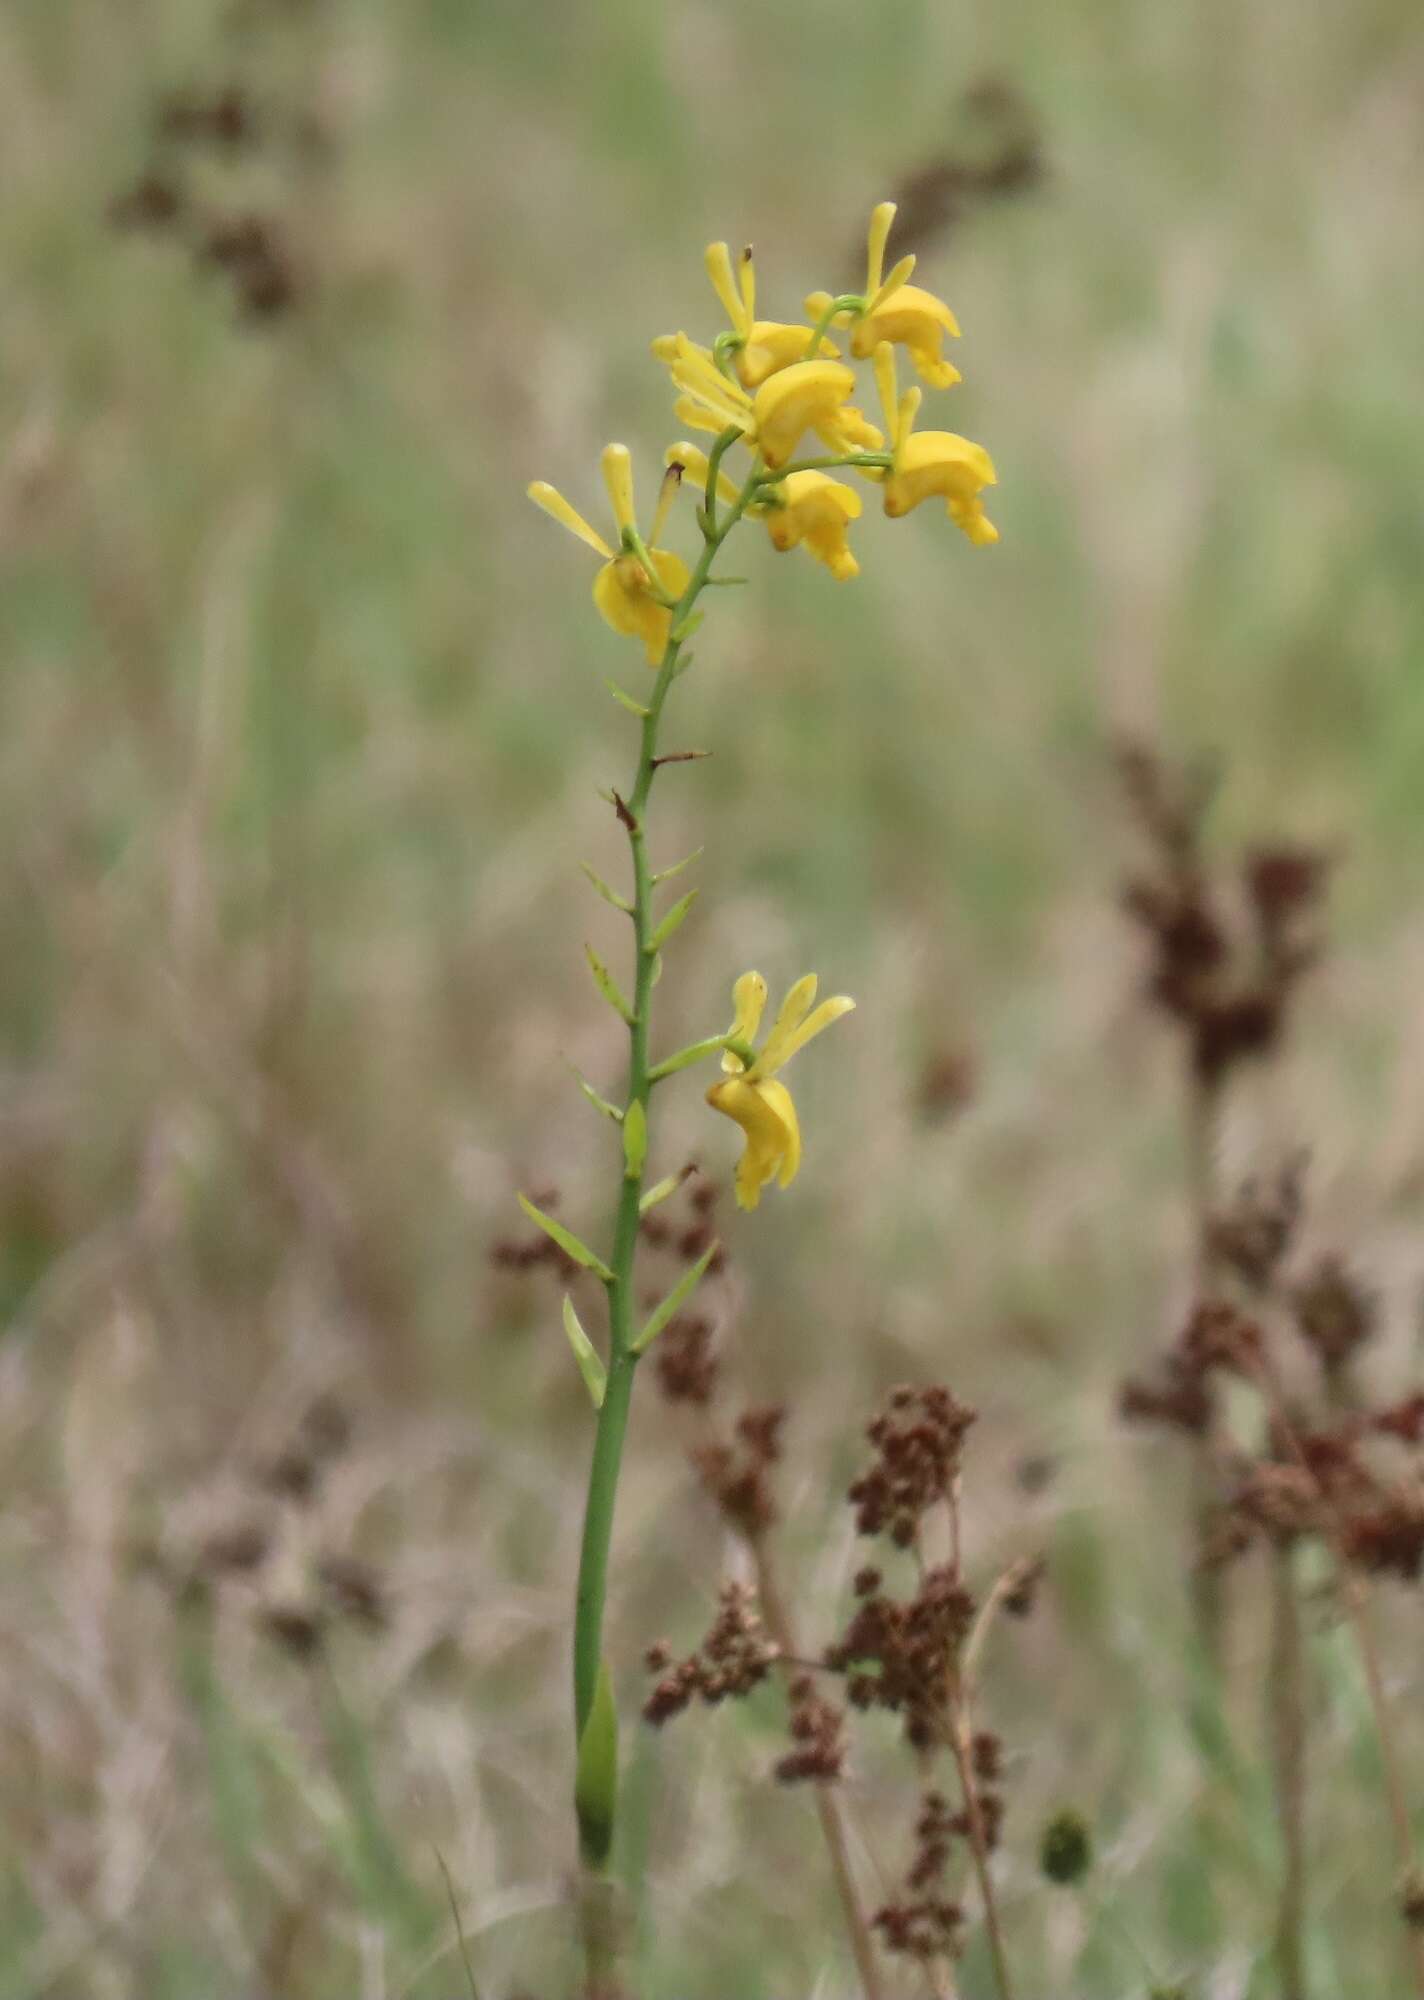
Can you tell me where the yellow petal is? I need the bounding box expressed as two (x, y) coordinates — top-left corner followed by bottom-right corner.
(591, 550), (688, 665)
(704, 241), (748, 334)
(866, 201), (896, 296)
(722, 970), (768, 1069)
(673, 395), (734, 438)
(769, 995), (855, 1069)
(866, 252), (916, 316)
(666, 440), (740, 505)
(735, 321), (840, 389)
(670, 343), (755, 431)
(738, 244), (756, 326)
(527, 481), (614, 560)
(650, 464), (681, 545)
(644, 543), (691, 603)
(755, 1078), (802, 1188)
(812, 403), (884, 458)
(766, 473), (863, 579)
(601, 444), (636, 537)
(753, 974), (818, 1075)
(872, 343), (900, 444)
(754, 360), (859, 469)
(706, 1076), (794, 1209)
(883, 430), (996, 518)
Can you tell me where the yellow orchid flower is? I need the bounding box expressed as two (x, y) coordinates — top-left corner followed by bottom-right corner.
(706, 971), (855, 1210)
(656, 337), (882, 471)
(665, 445), (861, 582)
(701, 240), (839, 389)
(805, 200), (963, 390)
(754, 360), (883, 469)
(765, 471), (862, 579)
(873, 344), (999, 547)
(527, 444), (692, 664)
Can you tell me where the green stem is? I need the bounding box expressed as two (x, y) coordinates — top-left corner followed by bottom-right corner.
(757, 451), (891, 482)
(802, 293), (863, 360)
(571, 444), (762, 1760)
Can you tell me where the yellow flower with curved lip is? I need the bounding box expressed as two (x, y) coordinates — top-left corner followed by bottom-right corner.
(805, 200), (963, 390)
(753, 360), (883, 469)
(665, 445), (861, 582)
(528, 444), (691, 664)
(873, 344), (999, 546)
(654, 333), (756, 441)
(656, 337), (881, 470)
(706, 971), (855, 1210)
(765, 471), (862, 579)
(701, 240), (838, 389)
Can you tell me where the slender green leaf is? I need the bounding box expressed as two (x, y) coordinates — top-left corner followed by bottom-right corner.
(639, 1173), (683, 1214)
(648, 889), (698, 952)
(621, 1099), (647, 1180)
(604, 679), (650, 719)
(585, 944), (635, 1024)
(575, 1660), (619, 1865)
(517, 1194), (615, 1283)
(568, 1063), (623, 1122)
(670, 610), (704, 644)
(652, 845), (703, 886)
(580, 862), (632, 914)
(648, 1034), (726, 1081)
(562, 1295), (607, 1408)
(634, 1242), (719, 1352)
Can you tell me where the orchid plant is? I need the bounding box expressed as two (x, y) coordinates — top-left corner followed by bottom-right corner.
(523, 201), (998, 1972)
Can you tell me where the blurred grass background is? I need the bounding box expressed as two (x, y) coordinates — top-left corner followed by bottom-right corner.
(4, 0), (1424, 1994)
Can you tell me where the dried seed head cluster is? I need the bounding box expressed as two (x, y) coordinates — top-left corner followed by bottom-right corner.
(647, 1374), (1039, 1979)
(871, 1789), (966, 1963)
(1118, 742), (1330, 1090)
(1207, 1158), (1306, 1293)
(862, 78), (1045, 275)
(1290, 1253), (1379, 1380)
(692, 1404), (788, 1540)
(828, 1561), (977, 1751)
(848, 1383), (977, 1546)
(1121, 1158), (1424, 1587)
(108, 71), (308, 321)
(642, 1583), (780, 1725)
(774, 1674), (847, 1786)
(138, 1396), (389, 1659)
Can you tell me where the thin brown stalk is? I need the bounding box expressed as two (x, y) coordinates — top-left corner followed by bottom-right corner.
(1268, 1542), (1308, 2000)
(1247, 1350), (1424, 2000)
(750, 1536), (887, 2000)
(1185, 1067), (1227, 1662)
(944, 1684), (1016, 2000)
(941, 1485), (1016, 2000)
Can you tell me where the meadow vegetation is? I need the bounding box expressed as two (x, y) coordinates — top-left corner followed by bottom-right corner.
(5, 1), (1424, 1995)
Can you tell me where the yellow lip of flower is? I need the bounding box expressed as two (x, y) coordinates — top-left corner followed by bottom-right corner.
(848, 284), (961, 388)
(528, 444), (692, 663)
(805, 200), (962, 390)
(752, 360), (883, 470)
(737, 321), (840, 388)
(764, 470), (862, 580)
(701, 240), (839, 389)
(707, 971), (855, 1210)
(873, 344), (999, 546)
